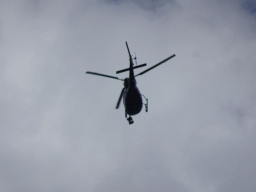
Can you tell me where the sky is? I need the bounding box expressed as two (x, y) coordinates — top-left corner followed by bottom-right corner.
(1, 0), (256, 191)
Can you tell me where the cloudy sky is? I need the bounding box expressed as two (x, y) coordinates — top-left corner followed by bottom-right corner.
(1, 0), (256, 191)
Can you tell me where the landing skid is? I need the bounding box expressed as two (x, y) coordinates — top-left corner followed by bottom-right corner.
(141, 94), (148, 112)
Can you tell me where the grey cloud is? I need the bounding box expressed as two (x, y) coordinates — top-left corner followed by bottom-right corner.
(1, 0), (256, 192)
(186, 134), (256, 192)
(103, 0), (177, 11)
(242, 0), (256, 14)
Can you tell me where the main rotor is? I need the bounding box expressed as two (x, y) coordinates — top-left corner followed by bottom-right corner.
(86, 42), (175, 80)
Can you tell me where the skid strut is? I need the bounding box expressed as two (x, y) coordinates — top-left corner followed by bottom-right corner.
(141, 94), (148, 112)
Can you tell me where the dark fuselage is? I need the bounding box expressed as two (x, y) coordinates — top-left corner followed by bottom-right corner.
(123, 84), (143, 116)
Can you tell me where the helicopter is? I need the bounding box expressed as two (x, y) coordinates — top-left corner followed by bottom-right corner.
(86, 42), (175, 124)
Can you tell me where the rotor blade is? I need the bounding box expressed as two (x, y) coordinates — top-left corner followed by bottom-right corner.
(116, 87), (125, 109)
(135, 54), (176, 77)
(86, 71), (123, 81)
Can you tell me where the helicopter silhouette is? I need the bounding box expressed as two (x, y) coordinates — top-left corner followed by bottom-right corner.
(86, 42), (175, 124)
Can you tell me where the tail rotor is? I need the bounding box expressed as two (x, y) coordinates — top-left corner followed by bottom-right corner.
(133, 52), (137, 65)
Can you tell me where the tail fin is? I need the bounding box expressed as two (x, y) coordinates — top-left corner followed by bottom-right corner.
(126, 41), (132, 61)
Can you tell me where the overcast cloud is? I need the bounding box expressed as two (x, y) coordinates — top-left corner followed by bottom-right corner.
(1, 0), (256, 191)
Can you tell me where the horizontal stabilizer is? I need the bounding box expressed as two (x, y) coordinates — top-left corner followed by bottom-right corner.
(116, 63), (147, 74)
